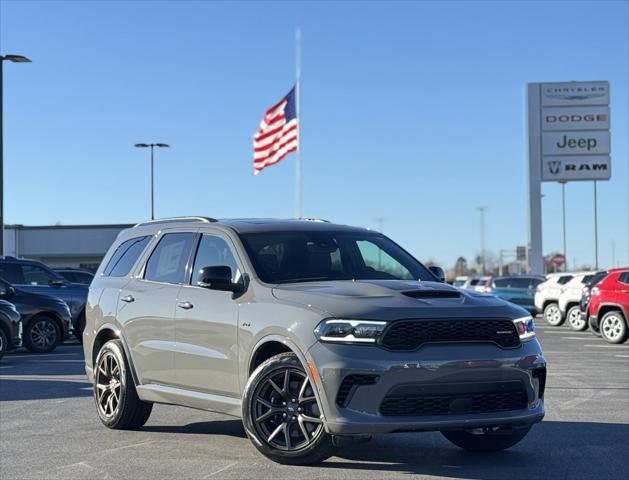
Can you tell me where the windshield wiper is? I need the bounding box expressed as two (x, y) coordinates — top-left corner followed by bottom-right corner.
(276, 276), (349, 284)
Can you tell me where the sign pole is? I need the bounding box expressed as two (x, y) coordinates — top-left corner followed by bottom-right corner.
(527, 84), (544, 275)
(561, 181), (567, 272)
(294, 27), (302, 219)
(594, 180), (599, 269)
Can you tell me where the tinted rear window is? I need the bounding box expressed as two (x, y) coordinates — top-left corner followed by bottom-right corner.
(493, 278), (510, 287)
(619, 272), (629, 285)
(103, 236), (151, 277)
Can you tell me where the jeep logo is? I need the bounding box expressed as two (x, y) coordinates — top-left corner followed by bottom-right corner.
(556, 135), (597, 151)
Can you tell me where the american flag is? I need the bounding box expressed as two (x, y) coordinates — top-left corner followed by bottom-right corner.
(253, 87), (298, 175)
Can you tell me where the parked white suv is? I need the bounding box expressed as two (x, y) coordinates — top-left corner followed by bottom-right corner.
(535, 273), (575, 325)
(558, 273), (595, 331)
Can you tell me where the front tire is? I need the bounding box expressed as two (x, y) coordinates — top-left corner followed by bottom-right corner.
(600, 311), (628, 344)
(543, 303), (564, 326)
(567, 306), (587, 331)
(24, 317), (60, 353)
(94, 340), (152, 429)
(0, 328), (7, 361)
(242, 352), (335, 465)
(442, 425), (532, 452)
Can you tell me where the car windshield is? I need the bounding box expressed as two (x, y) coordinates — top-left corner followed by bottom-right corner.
(239, 231), (435, 284)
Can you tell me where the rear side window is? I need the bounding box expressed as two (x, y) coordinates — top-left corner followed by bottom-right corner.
(103, 236), (151, 277)
(619, 272), (629, 285)
(0, 263), (24, 284)
(493, 278), (510, 288)
(531, 278), (544, 288)
(144, 233), (196, 284)
(582, 275), (593, 284)
(557, 275), (573, 285)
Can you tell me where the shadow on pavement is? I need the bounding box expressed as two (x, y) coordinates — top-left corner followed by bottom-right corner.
(142, 419), (247, 438)
(324, 420), (629, 479)
(0, 378), (92, 401)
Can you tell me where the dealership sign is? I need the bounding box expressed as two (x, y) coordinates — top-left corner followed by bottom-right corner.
(530, 81), (611, 182)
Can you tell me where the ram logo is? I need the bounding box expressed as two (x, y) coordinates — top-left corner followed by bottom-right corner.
(548, 160), (561, 175)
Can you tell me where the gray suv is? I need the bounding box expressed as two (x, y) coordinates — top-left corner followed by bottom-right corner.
(84, 217), (546, 464)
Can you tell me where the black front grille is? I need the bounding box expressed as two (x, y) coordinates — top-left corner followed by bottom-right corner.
(380, 319), (520, 350)
(380, 382), (528, 416)
(336, 374), (379, 407)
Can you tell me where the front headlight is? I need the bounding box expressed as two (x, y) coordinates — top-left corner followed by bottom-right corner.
(513, 315), (535, 341)
(314, 319), (387, 344)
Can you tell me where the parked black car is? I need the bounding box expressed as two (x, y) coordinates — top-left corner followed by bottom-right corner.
(53, 268), (94, 285)
(579, 270), (609, 335)
(0, 256), (88, 341)
(0, 299), (21, 360)
(0, 278), (72, 353)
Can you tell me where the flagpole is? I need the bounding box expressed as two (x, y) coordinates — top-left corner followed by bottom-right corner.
(295, 26), (302, 218)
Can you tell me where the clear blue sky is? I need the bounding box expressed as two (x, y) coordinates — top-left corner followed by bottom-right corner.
(1, 0), (628, 269)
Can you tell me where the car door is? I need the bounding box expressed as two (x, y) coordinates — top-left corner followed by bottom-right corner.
(117, 231), (196, 387)
(173, 232), (241, 397)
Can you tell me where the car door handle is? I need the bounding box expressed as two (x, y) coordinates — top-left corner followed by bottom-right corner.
(177, 301), (194, 310)
(120, 295), (135, 303)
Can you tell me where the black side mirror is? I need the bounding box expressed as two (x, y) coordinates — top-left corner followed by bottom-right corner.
(429, 266), (446, 283)
(197, 266), (241, 292)
(49, 279), (65, 287)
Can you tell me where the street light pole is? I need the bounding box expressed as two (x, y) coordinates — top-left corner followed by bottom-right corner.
(134, 143), (169, 220)
(478, 207), (487, 275)
(0, 54), (31, 256)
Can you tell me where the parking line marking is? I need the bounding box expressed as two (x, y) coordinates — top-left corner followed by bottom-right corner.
(203, 462), (237, 478)
(561, 337), (590, 340)
(614, 354), (629, 358)
(584, 344), (629, 349)
(7, 353), (80, 359)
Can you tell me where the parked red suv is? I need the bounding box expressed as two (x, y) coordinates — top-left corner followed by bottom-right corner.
(587, 268), (629, 344)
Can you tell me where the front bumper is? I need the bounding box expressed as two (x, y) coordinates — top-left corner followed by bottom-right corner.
(307, 340), (546, 435)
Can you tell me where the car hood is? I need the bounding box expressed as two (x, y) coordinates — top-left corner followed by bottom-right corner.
(272, 279), (523, 320)
(13, 288), (70, 309)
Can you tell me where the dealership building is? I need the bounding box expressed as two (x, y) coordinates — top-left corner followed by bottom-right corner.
(2, 224), (133, 271)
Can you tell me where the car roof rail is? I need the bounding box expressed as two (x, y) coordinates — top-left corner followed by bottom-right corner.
(297, 217), (330, 223)
(133, 216), (218, 228)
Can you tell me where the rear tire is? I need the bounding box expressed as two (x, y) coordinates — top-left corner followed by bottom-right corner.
(242, 352), (335, 465)
(23, 317), (60, 353)
(600, 311), (628, 344)
(94, 339), (152, 429)
(567, 306), (587, 331)
(543, 303), (564, 326)
(442, 425), (532, 452)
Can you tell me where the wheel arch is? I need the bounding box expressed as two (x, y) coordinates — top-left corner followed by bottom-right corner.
(92, 325), (140, 386)
(598, 304), (628, 324)
(25, 311), (66, 342)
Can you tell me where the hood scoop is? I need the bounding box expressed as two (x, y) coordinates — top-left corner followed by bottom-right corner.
(402, 290), (461, 299)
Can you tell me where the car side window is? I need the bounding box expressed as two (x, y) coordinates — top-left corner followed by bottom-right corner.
(493, 278), (510, 288)
(619, 272), (629, 285)
(21, 265), (57, 286)
(104, 236), (151, 277)
(191, 235), (241, 284)
(0, 263), (24, 284)
(144, 233), (196, 284)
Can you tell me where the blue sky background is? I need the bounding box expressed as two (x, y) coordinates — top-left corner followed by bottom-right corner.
(1, 0), (628, 269)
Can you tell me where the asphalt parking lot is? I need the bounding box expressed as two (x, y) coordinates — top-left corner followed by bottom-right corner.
(1, 319), (628, 480)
